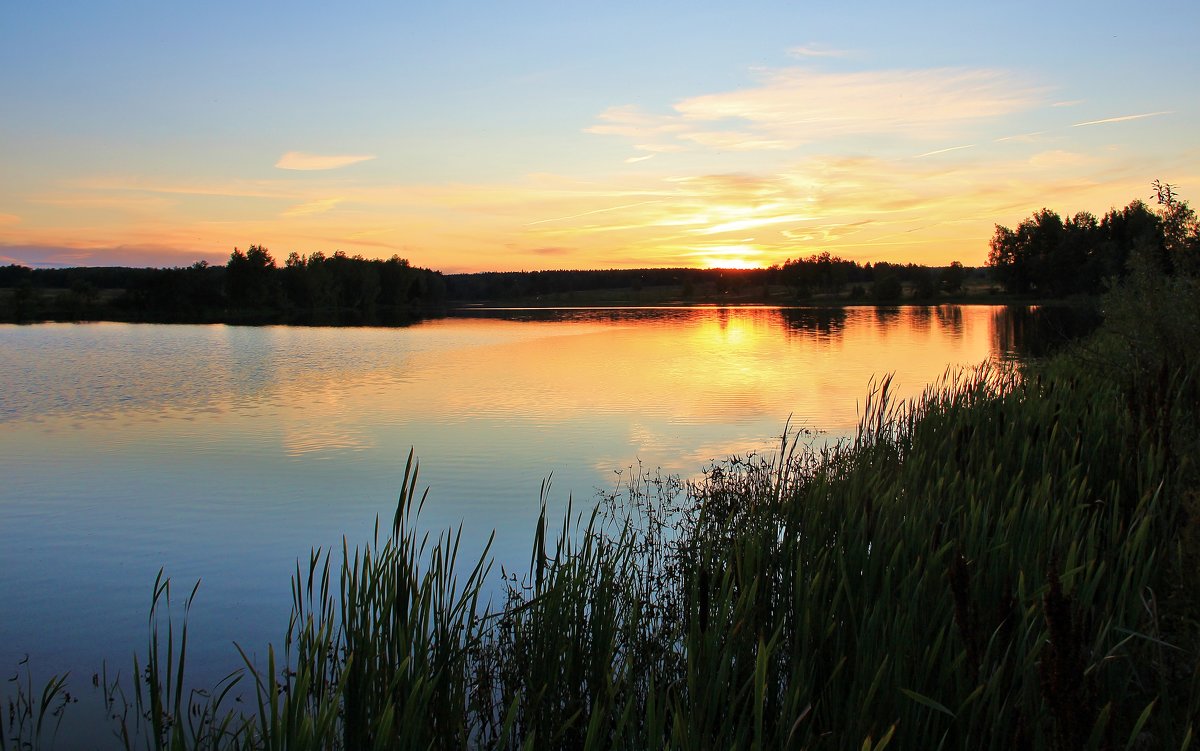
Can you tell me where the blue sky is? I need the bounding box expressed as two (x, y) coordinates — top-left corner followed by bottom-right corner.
(2, 0), (1197, 271)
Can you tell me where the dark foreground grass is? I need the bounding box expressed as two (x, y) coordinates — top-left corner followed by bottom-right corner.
(5, 267), (1199, 750)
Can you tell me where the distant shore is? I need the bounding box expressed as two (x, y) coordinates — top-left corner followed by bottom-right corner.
(1, 280), (1085, 326)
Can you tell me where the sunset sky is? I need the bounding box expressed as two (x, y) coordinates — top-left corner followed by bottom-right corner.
(2, 1), (1197, 272)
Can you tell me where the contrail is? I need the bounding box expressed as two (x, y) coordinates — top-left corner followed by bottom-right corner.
(915, 144), (975, 158)
(1073, 110), (1173, 127)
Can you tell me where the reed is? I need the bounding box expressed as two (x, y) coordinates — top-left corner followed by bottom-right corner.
(1, 657), (71, 751)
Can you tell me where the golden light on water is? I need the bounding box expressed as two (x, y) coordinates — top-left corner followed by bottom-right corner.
(317, 306), (1000, 441)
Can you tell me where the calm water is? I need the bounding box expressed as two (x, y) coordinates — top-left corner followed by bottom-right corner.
(0, 305), (1046, 706)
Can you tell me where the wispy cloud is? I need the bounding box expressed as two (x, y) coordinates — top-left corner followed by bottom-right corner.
(689, 213), (810, 236)
(787, 44), (850, 59)
(69, 175), (300, 199)
(625, 154), (656, 164)
(1052, 99), (1084, 108)
(586, 106), (689, 139)
(0, 213), (20, 225)
(29, 193), (176, 212)
(680, 131), (794, 151)
(782, 220), (873, 243)
(526, 200), (664, 226)
(676, 67), (1039, 136)
(283, 197), (343, 217)
(1027, 150), (1092, 169)
(1073, 111), (1173, 127)
(589, 66), (1045, 154)
(275, 151), (376, 170)
(634, 143), (686, 154)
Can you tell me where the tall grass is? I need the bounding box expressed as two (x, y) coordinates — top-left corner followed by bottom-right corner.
(6, 271), (1199, 749)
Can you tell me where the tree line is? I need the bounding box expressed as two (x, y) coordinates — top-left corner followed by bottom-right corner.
(444, 258), (977, 304)
(987, 181), (1199, 296)
(1, 246), (447, 324)
(0, 252), (985, 323)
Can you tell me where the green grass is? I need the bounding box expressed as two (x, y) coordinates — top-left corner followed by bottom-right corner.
(5, 268), (1199, 750)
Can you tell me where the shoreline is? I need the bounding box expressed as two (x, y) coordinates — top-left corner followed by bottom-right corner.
(0, 293), (1096, 327)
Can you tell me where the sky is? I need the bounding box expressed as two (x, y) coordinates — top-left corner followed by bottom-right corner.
(1, 1), (1197, 272)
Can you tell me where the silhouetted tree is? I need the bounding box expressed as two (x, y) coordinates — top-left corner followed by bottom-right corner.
(910, 267), (937, 300)
(940, 261), (966, 294)
(1057, 212), (1099, 294)
(226, 245), (279, 309)
(988, 197), (1178, 296)
(1154, 180), (1200, 275)
(872, 273), (903, 302)
(0, 264), (33, 287)
(779, 252), (857, 299)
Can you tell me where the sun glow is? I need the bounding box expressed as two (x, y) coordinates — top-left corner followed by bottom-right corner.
(702, 257), (763, 270)
(688, 243), (767, 269)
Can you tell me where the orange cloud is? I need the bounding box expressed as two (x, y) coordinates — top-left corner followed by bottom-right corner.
(275, 151), (376, 170)
(282, 197), (344, 217)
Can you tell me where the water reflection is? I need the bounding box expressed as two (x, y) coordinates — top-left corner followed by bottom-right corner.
(451, 306), (707, 325)
(874, 306), (902, 326)
(0, 307), (1078, 427)
(991, 304), (1101, 361)
(776, 307), (847, 339)
(909, 305), (933, 333)
(935, 305), (965, 339)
